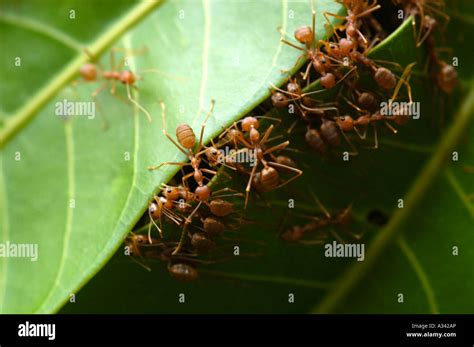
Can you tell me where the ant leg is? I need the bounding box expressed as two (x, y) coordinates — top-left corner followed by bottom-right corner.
(267, 161), (303, 189)
(323, 12), (343, 40)
(302, 59), (313, 81)
(201, 168), (217, 176)
(269, 83), (300, 99)
(197, 99), (215, 152)
(259, 124), (275, 145)
(287, 120), (299, 134)
(309, 190), (331, 218)
(172, 201), (203, 255)
(148, 161), (190, 171)
(126, 83), (152, 122)
(244, 163), (259, 209)
(129, 255), (152, 271)
(370, 124), (378, 149)
(160, 102), (188, 155)
(354, 4), (381, 19)
(280, 39), (305, 51)
(391, 62), (416, 103)
(91, 82), (109, 128)
(262, 141), (290, 156)
(384, 121), (398, 134)
(339, 127), (359, 156)
(148, 208), (163, 241)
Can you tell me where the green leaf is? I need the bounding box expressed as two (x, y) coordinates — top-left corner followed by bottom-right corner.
(0, 0), (344, 313)
(61, 4), (474, 314)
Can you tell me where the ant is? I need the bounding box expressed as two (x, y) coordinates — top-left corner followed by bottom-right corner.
(280, 8), (355, 89)
(148, 100), (218, 202)
(324, 0), (382, 51)
(336, 62), (416, 148)
(78, 47), (153, 124)
(393, 0), (449, 47)
(421, 15), (458, 93)
(281, 192), (358, 244)
(156, 182), (243, 255)
(220, 116), (303, 207)
(125, 234), (204, 281)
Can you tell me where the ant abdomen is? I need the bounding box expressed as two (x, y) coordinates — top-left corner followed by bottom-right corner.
(203, 216), (225, 236)
(358, 92), (378, 111)
(305, 128), (327, 153)
(374, 67), (396, 90)
(80, 63), (97, 81)
(320, 120), (341, 147)
(275, 156), (297, 173)
(168, 263), (199, 282)
(294, 26), (313, 45)
(320, 73), (336, 89)
(191, 232), (215, 253)
(437, 63), (458, 93)
(260, 166), (280, 192)
(209, 199), (234, 217)
(176, 124), (196, 149)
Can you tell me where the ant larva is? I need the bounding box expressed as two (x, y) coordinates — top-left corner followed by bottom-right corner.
(78, 47), (153, 123)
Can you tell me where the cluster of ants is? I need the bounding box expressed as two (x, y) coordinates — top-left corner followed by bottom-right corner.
(76, 0), (457, 281)
(270, 0), (457, 155)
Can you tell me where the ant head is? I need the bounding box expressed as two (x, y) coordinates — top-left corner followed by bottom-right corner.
(339, 38), (354, 55)
(120, 70), (136, 85)
(134, 234), (147, 244)
(337, 115), (354, 131)
(286, 80), (302, 95)
(271, 92), (290, 108)
(148, 202), (161, 219)
(294, 26), (313, 45)
(241, 116), (260, 132)
(80, 63), (97, 81)
(163, 185), (181, 201)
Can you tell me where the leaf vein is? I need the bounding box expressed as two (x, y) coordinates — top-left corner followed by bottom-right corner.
(397, 236), (439, 314)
